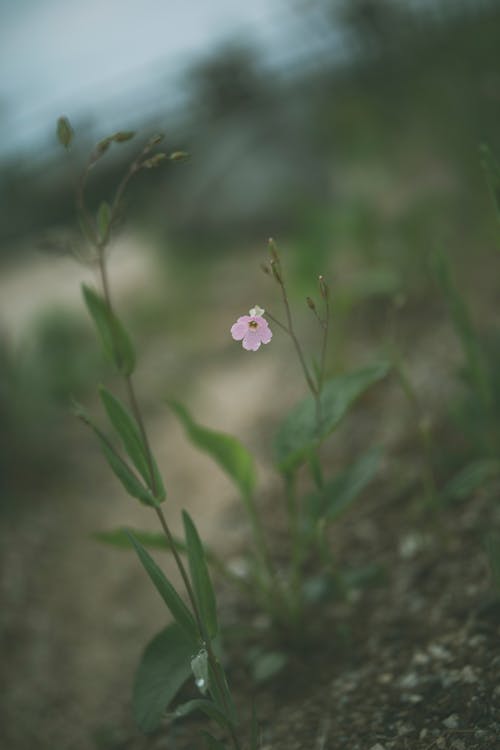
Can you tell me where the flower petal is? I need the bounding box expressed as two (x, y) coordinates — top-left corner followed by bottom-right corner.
(231, 321), (247, 340)
(242, 333), (262, 351)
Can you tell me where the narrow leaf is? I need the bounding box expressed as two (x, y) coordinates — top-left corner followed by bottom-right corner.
(307, 447), (382, 522)
(168, 400), (256, 497)
(94, 528), (183, 552)
(99, 386), (166, 501)
(133, 623), (194, 732)
(183, 511), (218, 639)
(74, 401), (154, 505)
(274, 363), (390, 472)
(442, 459), (500, 503)
(127, 531), (198, 641)
(82, 284), (136, 376)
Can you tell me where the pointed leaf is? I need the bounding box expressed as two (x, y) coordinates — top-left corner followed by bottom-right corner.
(442, 459), (500, 503)
(307, 447), (382, 522)
(99, 386), (166, 501)
(133, 623), (194, 732)
(94, 528), (183, 552)
(168, 400), (255, 497)
(74, 401), (154, 505)
(127, 531), (198, 641)
(274, 363), (390, 472)
(82, 284), (135, 375)
(183, 511), (218, 639)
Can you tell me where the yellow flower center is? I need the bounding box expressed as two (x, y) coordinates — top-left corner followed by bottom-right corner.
(248, 320), (258, 329)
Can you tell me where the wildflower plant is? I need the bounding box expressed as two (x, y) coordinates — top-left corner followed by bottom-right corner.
(57, 118), (246, 750)
(57, 114), (390, 746)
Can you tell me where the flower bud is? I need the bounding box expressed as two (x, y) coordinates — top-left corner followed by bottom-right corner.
(318, 275), (329, 299)
(56, 116), (74, 149)
(169, 150), (189, 162)
(306, 296), (316, 311)
(112, 130), (136, 142)
(142, 153), (167, 168)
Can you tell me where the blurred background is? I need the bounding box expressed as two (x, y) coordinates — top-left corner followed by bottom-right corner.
(2, 0), (500, 748)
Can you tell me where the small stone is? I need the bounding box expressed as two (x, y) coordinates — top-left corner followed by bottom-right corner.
(460, 665), (477, 684)
(413, 651), (429, 666)
(400, 672), (419, 689)
(442, 714), (459, 729)
(428, 643), (452, 661)
(378, 673), (393, 684)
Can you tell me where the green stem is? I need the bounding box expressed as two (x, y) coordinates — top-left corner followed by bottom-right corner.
(82, 160), (241, 748)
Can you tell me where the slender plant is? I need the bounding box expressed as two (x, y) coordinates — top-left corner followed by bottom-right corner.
(57, 117), (246, 750)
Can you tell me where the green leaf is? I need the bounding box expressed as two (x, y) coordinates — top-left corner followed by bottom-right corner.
(274, 363), (390, 472)
(307, 447), (382, 522)
(97, 201), (112, 241)
(94, 528), (181, 551)
(99, 386), (166, 501)
(82, 284), (136, 376)
(133, 623), (194, 732)
(168, 400), (256, 497)
(98, 437), (155, 505)
(183, 511), (218, 640)
(442, 459), (500, 503)
(74, 401), (154, 505)
(56, 115), (73, 148)
(127, 531), (198, 641)
(175, 699), (231, 730)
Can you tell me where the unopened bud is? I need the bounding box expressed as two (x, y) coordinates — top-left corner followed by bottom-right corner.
(306, 296), (316, 311)
(318, 275), (329, 299)
(56, 116), (74, 149)
(148, 133), (165, 146)
(91, 137), (112, 162)
(169, 150), (189, 162)
(270, 259), (282, 284)
(112, 130), (136, 143)
(268, 237), (279, 262)
(142, 153), (167, 168)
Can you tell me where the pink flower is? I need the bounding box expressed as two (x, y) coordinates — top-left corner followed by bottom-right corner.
(230, 306), (272, 351)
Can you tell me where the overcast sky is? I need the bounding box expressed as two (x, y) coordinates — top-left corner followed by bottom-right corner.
(0, 0), (287, 156)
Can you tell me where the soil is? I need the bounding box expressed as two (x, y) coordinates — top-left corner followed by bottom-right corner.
(1, 245), (499, 750)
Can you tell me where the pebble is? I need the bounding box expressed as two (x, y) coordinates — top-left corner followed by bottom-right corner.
(400, 672), (419, 689)
(460, 665), (477, 683)
(442, 714), (459, 729)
